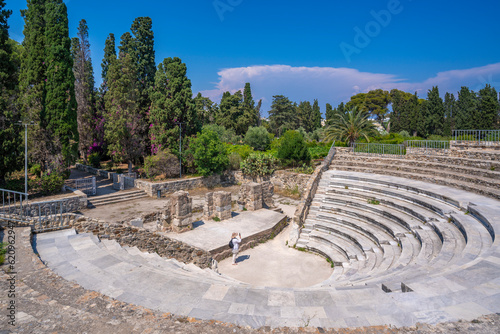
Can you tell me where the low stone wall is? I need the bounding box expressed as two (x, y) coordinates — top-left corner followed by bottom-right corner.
(36, 217), (213, 268)
(210, 214), (288, 262)
(135, 173), (238, 197)
(75, 163), (116, 180)
(289, 143), (337, 246)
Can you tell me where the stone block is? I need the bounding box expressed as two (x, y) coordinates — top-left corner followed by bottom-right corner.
(129, 218), (143, 228)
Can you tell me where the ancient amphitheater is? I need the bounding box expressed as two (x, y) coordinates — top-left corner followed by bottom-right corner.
(3, 139), (500, 333)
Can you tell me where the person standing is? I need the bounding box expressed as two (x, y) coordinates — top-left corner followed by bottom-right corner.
(231, 232), (242, 265)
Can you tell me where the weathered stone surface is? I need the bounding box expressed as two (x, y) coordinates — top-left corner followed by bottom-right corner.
(204, 191), (232, 220)
(239, 183), (262, 211)
(129, 218), (143, 228)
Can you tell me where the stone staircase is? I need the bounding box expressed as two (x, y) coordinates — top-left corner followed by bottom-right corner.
(87, 189), (148, 208)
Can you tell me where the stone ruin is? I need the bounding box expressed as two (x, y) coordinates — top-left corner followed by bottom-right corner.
(152, 190), (193, 232)
(204, 191), (232, 221)
(238, 181), (274, 211)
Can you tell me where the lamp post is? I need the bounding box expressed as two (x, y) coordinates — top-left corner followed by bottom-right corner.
(174, 121), (185, 179)
(17, 121), (34, 195)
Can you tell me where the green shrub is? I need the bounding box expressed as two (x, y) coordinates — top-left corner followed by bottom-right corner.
(276, 130), (311, 166)
(244, 126), (271, 151)
(398, 130), (411, 138)
(143, 149), (180, 180)
(293, 164), (315, 174)
(241, 153), (278, 177)
(29, 171), (65, 196)
(228, 152), (242, 170)
(0, 242), (7, 265)
(308, 145), (330, 159)
(202, 124), (241, 144)
(189, 129), (229, 177)
(226, 144), (254, 160)
(88, 153), (101, 168)
(29, 164), (42, 177)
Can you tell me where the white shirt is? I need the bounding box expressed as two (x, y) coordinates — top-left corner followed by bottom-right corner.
(232, 237), (241, 251)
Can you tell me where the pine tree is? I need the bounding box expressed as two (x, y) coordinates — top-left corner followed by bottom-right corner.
(44, 0), (77, 162)
(443, 92), (456, 136)
(312, 99), (322, 130)
(193, 93), (216, 126)
(0, 1), (22, 185)
(477, 84), (499, 130)
(149, 57), (195, 154)
(104, 53), (144, 173)
(72, 19), (95, 163)
(455, 87), (477, 130)
(424, 86), (444, 136)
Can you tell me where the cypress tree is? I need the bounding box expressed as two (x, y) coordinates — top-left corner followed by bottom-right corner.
(104, 53), (144, 174)
(325, 103), (334, 126)
(118, 32), (133, 56)
(44, 0), (77, 162)
(443, 92), (456, 136)
(19, 0), (50, 166)
(242, 82), (258, 131)
(268, 95), (296, 137)
(477, 84), (499, 130)
(424, 86), (444, 136)
(409, 93), (425, 137)
(312, 99), (322, 130)
(0, 1), (22, 185)
(193, 92), (216, 126)
(101, 33), (116, 91)
(72, 19), (95, 163)
(455, 87), (477, 130)
(149, 57), (195, 153)
(297, 101), (313, 132)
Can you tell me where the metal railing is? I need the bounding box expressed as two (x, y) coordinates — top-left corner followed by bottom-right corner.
(1, 189), (73, 231)
(73, 176), (96, 196)
(453, 130), (500, 144)
(1, 188), (29, 223)
(352, 143), (406, 157)
(113, 173), (136, 190)
(406, 140), (450, 155)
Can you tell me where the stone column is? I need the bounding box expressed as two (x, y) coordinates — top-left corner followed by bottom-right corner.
(239, 182), (262, 211)
(261, 181), (275, 208)
(170, 191), (193, 232)
(214, 191), (232, 220)
(203, 192), (214, 220)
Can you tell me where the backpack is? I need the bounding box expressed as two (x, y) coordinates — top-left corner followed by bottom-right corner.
(229, 238), (234, 249)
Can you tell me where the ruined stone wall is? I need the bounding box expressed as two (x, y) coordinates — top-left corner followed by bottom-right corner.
(203, 191), (231, 220)
(33, 217), (213, 268)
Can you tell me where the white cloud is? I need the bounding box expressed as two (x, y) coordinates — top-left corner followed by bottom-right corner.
(199, 63), (500, 116)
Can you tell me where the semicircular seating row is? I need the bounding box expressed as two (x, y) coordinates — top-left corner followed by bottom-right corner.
(296, 161), (500, 291)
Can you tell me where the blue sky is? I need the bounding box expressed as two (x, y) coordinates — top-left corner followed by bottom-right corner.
(8, 0), (500, 116)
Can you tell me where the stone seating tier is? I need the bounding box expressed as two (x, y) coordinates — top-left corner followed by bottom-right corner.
(330, 164), (500, 200)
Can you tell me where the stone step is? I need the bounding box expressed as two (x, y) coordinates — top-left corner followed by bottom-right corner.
(317, 191), (443, 227)
(332, 158), (500, 181)
(329, 165), (500, 200)
(87, 190), (149, 207)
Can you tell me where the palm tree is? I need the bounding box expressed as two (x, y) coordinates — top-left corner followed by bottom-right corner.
(323, 106), (377, 146)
